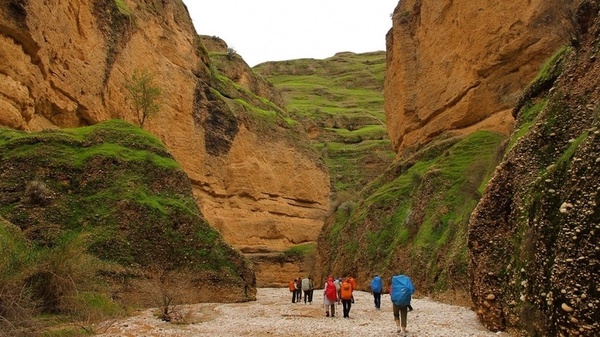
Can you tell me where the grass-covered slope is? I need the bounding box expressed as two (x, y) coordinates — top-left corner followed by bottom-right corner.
(255, 52), (395, 197)
(0, 120), (254, 335)
(315, 130), (505, 295)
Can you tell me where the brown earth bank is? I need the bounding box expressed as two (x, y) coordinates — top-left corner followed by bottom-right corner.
(0, 0), (330, 289)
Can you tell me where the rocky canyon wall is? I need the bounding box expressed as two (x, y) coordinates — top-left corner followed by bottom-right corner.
(0, 0), (330, 275)
(468, 1), (599, 335)
(384, 0), (574, 153)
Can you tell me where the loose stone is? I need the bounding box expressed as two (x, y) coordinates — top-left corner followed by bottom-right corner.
(561, 303), (574, 312)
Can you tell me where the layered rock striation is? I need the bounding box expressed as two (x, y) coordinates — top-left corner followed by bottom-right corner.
(384, 0), (574, 154)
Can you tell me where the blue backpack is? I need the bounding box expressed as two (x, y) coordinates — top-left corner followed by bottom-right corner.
(390, 274), (414, 306)
(371, 276), (382, 293)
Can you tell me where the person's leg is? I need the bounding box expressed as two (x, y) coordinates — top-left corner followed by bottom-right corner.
(330, 303), (335, 317)
(393, 304), (401, 332)
(292, 291), (295, 303)
(400, 305), (408, 332)
(309, 290), (313, 303)
(345, 300), (351, 317)
(347, 299), (352, 317)
(374, 292), (381, 309)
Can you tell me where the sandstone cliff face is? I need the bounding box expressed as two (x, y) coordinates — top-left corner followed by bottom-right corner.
(384, 0), (573, 153)
(468, 2), (600, 335)
(0, 0), (329, 271)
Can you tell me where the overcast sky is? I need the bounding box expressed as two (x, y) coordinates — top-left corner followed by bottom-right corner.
(182, 0), (398, 67)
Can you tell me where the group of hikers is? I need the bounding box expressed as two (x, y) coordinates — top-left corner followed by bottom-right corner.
(289, 274), (415, 334)
(289, 276), (315, 304)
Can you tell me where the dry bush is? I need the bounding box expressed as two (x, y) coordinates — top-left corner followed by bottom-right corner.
(23, 180), (53, 206)
(0, 221), (39, 336)
(147, 269), (189, 323)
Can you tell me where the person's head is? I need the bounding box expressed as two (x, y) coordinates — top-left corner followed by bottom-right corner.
(328, 276), (333, 282)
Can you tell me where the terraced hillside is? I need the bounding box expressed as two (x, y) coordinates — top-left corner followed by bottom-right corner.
(255, 52), (395, 201)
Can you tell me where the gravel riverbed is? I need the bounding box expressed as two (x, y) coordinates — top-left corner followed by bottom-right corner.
(95, 288), (507, 337)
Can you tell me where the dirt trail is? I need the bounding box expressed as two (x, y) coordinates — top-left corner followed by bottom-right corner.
(95, 288), (507, 337)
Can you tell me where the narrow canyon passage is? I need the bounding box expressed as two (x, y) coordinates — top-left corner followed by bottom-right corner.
(96, 288), (506, 337)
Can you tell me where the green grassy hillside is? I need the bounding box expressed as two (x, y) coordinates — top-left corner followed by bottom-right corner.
(315, 130), (506, 296)
(255, 52), (395, 199)
(0, 120), (254, 335)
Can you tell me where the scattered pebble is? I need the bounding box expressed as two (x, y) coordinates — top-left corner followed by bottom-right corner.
(95, 288), (505, 337)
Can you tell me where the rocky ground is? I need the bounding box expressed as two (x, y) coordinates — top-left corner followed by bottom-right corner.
(94, 288), (507, 337)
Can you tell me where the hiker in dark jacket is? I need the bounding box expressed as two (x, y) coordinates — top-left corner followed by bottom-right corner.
(295, 277), (302, 303)
(370, 274), (383, 309)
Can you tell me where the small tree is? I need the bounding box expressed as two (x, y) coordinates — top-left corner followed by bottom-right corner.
(124, 68), (162, 128)
(226, 47), (237, 60)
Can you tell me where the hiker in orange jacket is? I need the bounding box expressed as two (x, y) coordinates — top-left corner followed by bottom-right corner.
(340, 277), (354, 318)
(290, 278), (297, 303)
(348, 276), (357, 303)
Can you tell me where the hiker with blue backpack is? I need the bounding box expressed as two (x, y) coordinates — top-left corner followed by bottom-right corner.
(390, 274), (415, 334)
(370, 274), (383, 309)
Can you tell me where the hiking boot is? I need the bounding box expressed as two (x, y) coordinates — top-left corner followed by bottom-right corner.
(325, 312), (329, 317)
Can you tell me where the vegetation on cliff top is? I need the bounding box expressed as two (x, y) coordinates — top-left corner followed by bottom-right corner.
(200, 36), (324, 164)
(254, 51), (395, 198)
(0, 120), (253, 335)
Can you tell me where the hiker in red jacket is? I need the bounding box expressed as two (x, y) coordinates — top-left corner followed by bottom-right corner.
(323, 277), (337, 317)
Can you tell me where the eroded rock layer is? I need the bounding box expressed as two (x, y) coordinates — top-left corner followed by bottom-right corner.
(384, 0), (573, 153)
